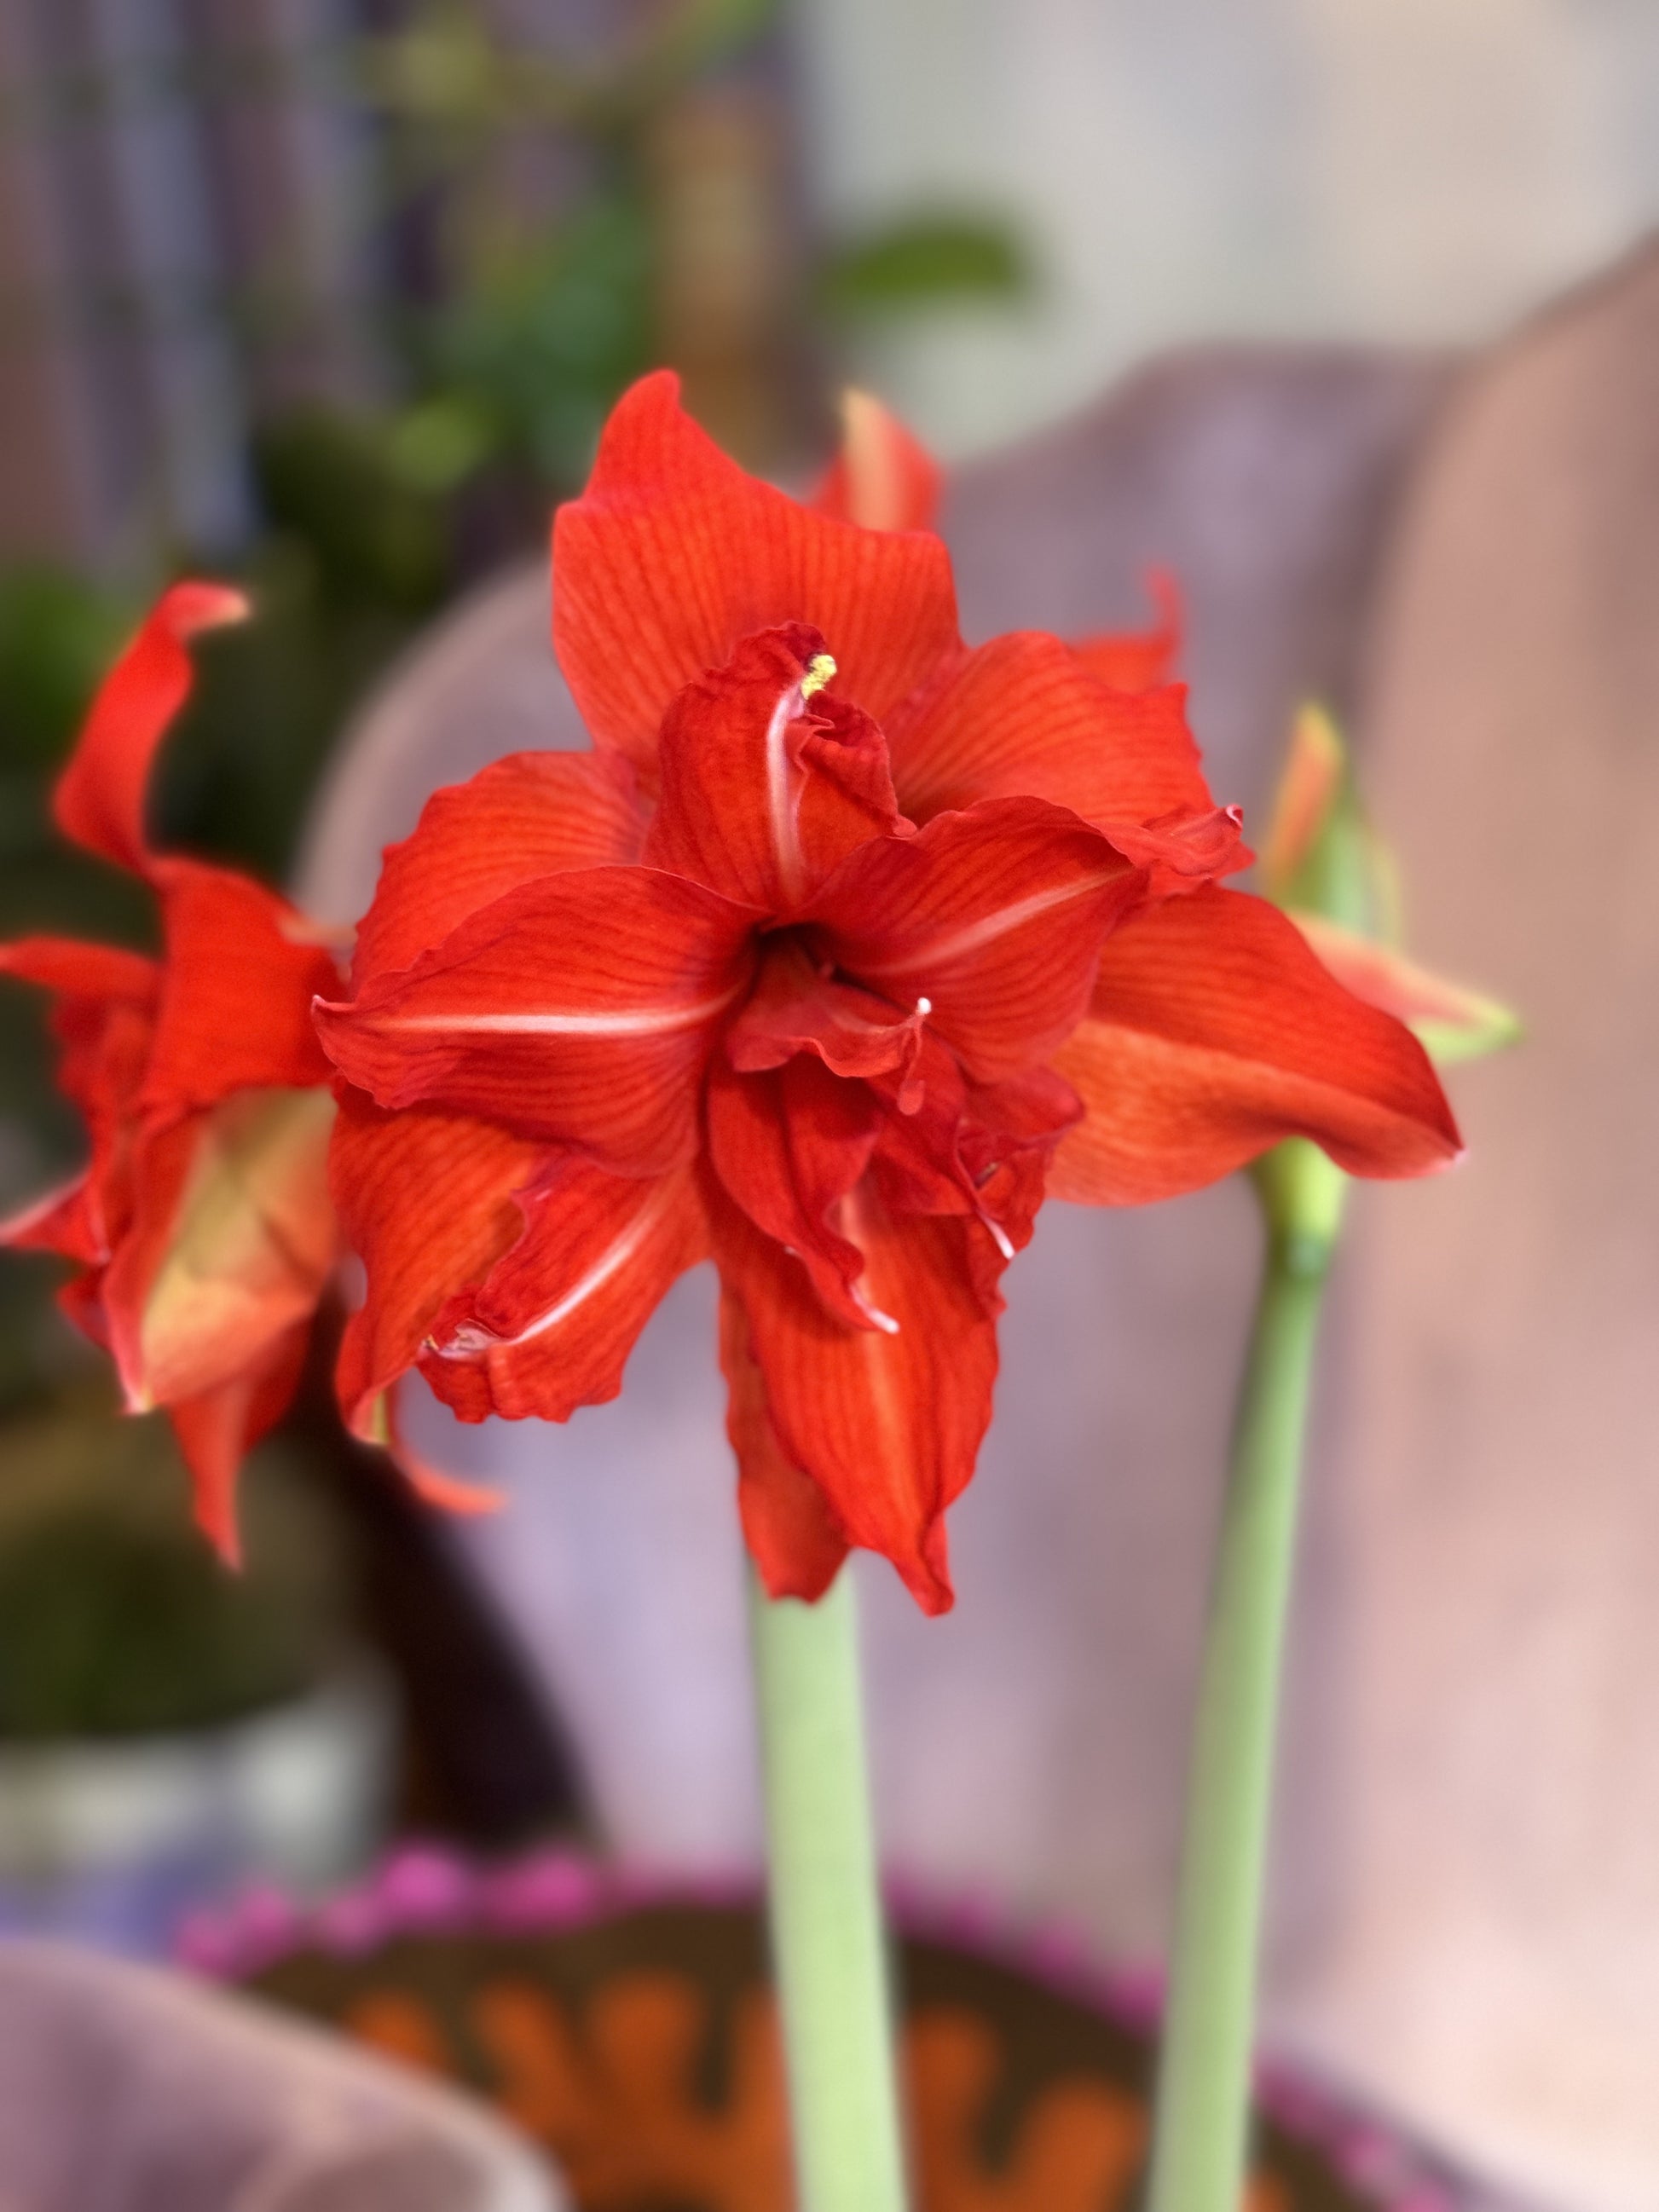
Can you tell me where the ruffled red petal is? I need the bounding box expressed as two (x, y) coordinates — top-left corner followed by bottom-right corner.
(352, 750), (645, 989)
(55, 582), (247, 875)
(1049, 887), (1464, 1204)
(883, 631), (1211, 829)
(807, 795), (1140, 1083)
(705, 1055), (880, 1327)
(720, 1288), (849, 1603)
(869, 1040), (1079, 1271)
(421, 1156), (706, 1424)
(725, 938), (925, 1085)
(712, 1178), (1003, 1614)
(329, 1091), (543, 1438)
(315, 866), (756, 1175)
(643, 624), (908, 914)
(1098, 805), (1249, 901)
(552, 372), (960, 781)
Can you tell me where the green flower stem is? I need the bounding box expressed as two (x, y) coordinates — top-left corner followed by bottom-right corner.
(1147, 1138), (1347, 2212)
(748, 1563), (910, 2212)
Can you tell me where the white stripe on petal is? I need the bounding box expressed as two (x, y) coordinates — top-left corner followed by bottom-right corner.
(855, 869), (1123, 979)
(369, 984), (743, 1039)
(434, 1179), (679, 1358)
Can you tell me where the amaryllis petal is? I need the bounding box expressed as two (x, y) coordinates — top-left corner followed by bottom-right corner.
(864, 1040), (1076, 1280)
(0, 937), (159, 1005)
(720, 1289), (849, 1603)
(0, 940), (161, 1262)
(812, 390), (944, 534)
(883, 630), (1211, 829)
(706, 1056), (879, 1327)
(373, 1390), (506, 1517)
(643, 624), (908, 913)
(55, 581), (248, 875)
(713, 1181), (1003, 1614)
(315, 867), (756, 1175)
(169, 1319), (309, 1567)
(103, 1088), (337, 1414)
(552, 371), (960, 780)
(329, 1091), (542, 1439)
(422, 1158), (706, 1424)
(1099, 805), (1250, 901)
(0, 1174), (100, 1263)
(352, 750), (645, 988)
(725, 939), (925, 1085)
(1049, 887), (1464, 1204)
(1067, 572), (1182, 693)
(143, 862), (339, 1113)
(810, 795), (1140, 1083)
(1288, 910), (1523, 1066)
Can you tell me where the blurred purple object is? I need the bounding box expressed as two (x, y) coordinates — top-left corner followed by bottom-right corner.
(0, 1938), (560, 2210)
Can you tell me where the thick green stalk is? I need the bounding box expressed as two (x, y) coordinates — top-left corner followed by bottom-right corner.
(747, 1563), (910, 2212)
(1146, 1139), (1345, 2212)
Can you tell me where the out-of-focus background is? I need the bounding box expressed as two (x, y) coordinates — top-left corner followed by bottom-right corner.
(3, 3), (1659, 2208)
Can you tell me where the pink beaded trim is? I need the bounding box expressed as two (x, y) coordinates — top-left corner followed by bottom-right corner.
(178, 1845), (1471, 2212)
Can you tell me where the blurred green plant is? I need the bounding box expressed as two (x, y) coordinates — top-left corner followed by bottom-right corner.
(0, 1401), (350, 1740)
(815, 214), (1028, 321)
(356, 0), (1029, 499)
(403, 195), (656, 492)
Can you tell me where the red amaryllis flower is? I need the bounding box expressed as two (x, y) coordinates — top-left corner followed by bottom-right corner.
(316, 373), (1459, 1613)
(0, 586), (344, 1559)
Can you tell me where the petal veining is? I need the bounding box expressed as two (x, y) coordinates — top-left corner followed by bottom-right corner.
(1049, 887), (1463, 1204)
(811, 795), (1140, 1082)
(315, 866), (757, 1175)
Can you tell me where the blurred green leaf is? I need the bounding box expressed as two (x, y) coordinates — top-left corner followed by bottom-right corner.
(251, 407), (448, 613)
(0, 1405), (352, 1740)
(429, 191), (655, 486)
(816, 213), (1030, 320)
(0, 568), (131, 773)
(386, 394), (499, 496)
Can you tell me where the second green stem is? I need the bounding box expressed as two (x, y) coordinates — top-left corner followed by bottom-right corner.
(1146, 1140), (1344, 2212)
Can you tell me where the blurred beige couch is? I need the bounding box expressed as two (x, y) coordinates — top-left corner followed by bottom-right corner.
(298, 239), (1659, 2212)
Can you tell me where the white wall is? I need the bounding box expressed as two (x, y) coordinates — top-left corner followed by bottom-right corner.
(795, 0), (1659, 453)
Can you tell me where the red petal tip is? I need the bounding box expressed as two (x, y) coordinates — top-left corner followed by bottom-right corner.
(162, 580), (251, 637)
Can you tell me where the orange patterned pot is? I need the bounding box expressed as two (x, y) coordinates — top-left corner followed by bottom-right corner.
(182, 1850), (1489, 2212)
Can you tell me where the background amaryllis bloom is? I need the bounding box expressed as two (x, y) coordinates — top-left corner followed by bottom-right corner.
(0, 586), (344, 1559)
(813, 386), (1181, 695)
(316, 372), (1460, 1614)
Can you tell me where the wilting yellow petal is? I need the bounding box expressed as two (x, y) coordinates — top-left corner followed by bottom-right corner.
(1260, 703), (1346, 903)
(139, 1085), (337, 1405)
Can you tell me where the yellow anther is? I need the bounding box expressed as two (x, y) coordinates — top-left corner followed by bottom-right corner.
(801, 653), (836, 700)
